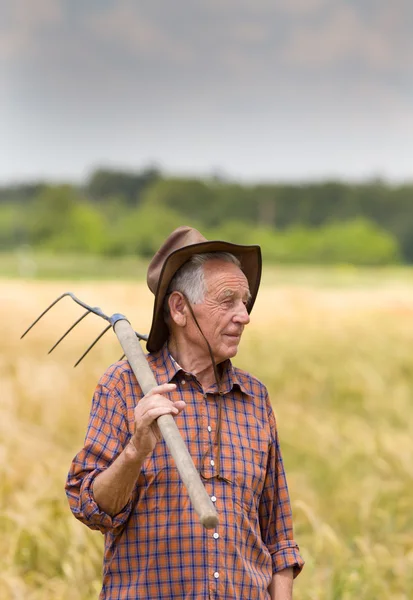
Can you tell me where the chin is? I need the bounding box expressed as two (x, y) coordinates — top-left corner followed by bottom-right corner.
(216, 345), (239, 363)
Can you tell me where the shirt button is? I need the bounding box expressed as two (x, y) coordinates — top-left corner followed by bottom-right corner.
(210, 459), (215, 466)
(214, 572), (220, 579)
(213, 532), (219, 539)
(181, 379), (186, 385)
(211, 495), (217, 502)
(207, 425), (212, 432)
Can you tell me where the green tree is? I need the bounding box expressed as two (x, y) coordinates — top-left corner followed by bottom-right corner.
(86, 167), (160, 205)
(140, 178), (218, 225)
(28, 185), (107, 253)
(210, 218), (401, 265)
(106, 201), (197, 257)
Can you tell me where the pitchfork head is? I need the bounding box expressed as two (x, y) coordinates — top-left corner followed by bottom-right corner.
(21, 292), (148, 366)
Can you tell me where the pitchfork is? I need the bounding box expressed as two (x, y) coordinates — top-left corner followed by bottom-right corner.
(21, 292), (219, 530)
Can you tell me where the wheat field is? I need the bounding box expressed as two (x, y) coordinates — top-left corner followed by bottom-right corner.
(1, 276), (413, 600)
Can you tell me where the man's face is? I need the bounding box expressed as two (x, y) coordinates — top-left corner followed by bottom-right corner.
(191, 259), (251, 363)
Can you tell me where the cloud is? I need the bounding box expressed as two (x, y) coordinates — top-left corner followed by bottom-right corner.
(0, 0), (62, 60)
(282, 1), (413, 72)
(229, 22), (270, 44)
(85, 1), (192, 66)
(1, 0), (412, 182)
(274, 0), (330, 16)
(205, 0), (329, 16)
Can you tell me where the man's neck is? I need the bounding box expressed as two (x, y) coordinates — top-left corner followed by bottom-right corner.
(168, 336), (221, 391)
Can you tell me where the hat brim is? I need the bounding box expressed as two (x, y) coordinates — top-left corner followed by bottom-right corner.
(146, 240), (262, 353)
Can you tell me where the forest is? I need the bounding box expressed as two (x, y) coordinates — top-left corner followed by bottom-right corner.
(1, 167), (412, 265)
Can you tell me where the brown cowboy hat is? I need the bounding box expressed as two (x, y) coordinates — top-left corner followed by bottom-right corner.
(146, 226), (262, 352)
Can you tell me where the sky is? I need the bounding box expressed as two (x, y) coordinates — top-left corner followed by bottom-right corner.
(1, 0), (412, 184)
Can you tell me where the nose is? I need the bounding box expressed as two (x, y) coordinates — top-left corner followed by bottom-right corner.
(233, 301), (250, 325)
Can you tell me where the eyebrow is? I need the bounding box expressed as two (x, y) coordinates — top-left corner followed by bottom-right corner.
(221, 289), (252, 302)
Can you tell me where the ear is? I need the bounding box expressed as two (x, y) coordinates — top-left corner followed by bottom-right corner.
(168, 291), (187, 328)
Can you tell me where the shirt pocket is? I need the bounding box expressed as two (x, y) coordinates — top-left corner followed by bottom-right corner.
(219, 441), (268, 512)
(136, 443), (174, 495)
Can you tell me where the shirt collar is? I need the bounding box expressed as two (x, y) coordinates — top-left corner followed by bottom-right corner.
(219, 359), (252, 397)
(148, 343), (181, 385)
(148, 343), (252, 397)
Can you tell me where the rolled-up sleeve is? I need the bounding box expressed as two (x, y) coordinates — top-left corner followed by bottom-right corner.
(259, 397), (305, 577)
(65, 369), (137, 535)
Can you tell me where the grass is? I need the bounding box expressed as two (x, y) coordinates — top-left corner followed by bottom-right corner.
(0, 251), (149, 281)
(1, 273), (413, 599)
(1, 250), (413, 287)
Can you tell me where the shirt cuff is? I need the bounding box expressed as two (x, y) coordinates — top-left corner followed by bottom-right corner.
(271, 540), (305, 578)
(78, 470), (134, 534)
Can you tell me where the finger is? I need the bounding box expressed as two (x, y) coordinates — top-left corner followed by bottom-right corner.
(138, 395), (180, 414)
(144, 405), (181, 423)
(172, 400), (186, 413)
(145, 383), (176, 397)
(149, 402), (186, 442)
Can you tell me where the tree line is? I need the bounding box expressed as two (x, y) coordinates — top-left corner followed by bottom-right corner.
(1, 168), (412, 265)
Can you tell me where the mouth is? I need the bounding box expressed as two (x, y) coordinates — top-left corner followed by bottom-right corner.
(224, 333), (242, 340)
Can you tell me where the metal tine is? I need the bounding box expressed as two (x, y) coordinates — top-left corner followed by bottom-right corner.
(135, 332), (148, 342)
(21, 290), (149, 365)
(119, 354), (126, 361)
(48, 310), (91, 355)
(21, 292), (112, 341)
(74, 324), (112, 368)
(64, 292), (111, 323)
(20, 292), (72, 339)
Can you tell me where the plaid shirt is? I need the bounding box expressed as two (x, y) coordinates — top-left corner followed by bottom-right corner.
(66, 344), (304, 599)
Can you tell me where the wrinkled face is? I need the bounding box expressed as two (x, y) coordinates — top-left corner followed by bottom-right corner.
(191, 259), (251, 363)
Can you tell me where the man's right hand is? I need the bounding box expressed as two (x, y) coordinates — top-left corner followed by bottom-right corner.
(130, 383), (185, 458)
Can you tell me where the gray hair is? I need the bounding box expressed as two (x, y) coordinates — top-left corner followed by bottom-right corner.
(164, 252), (241, 322)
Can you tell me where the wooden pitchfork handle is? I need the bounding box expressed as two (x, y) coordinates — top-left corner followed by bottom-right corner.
(113, 317), (219, 530)
(20, 292), (218, 530)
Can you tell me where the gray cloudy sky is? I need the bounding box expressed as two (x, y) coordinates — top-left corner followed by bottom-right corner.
(1, 0), (412, 183)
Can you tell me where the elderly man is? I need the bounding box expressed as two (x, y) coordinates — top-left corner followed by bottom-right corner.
(66, 226), (304, 599)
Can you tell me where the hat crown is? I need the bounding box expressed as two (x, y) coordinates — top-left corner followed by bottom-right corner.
(147, 226), (207, 293)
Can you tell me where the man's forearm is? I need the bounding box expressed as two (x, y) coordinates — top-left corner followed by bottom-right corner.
(92, 441), (145, 516)
(269, 567), (294, 600)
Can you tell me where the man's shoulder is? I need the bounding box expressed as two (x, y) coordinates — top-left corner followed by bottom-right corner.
(98, 359), (142, 391)
(231, 365), (268, 399)
(97, 352), (161, 393)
